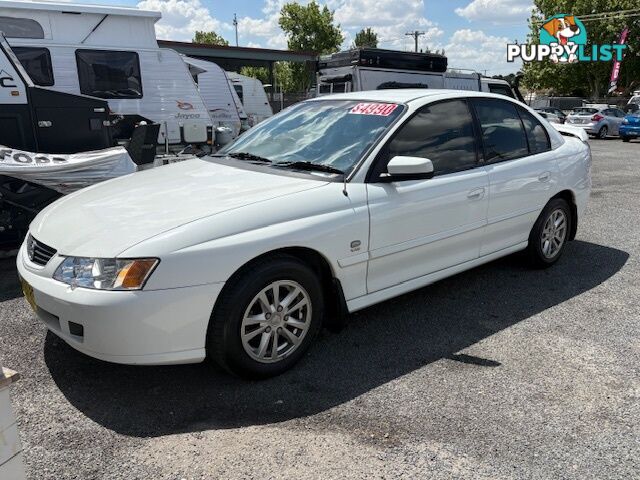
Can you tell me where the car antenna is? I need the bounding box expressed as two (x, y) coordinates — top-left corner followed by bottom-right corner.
(342, 174), (348, 197)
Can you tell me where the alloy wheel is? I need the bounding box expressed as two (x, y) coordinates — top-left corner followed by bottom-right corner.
(540, 208), (567, 259)
(240, 280), (312, 363)
(598, 126), (608, 139)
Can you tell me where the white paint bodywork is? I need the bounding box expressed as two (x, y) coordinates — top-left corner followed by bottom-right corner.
(0, 1), (212, 144)
(17, 90), (591, 365)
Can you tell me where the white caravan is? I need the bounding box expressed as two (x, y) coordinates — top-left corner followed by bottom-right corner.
(226, 71), (273, 126)
(0, 1), (213, 146)
(317, 49), (519, 99)
(184, 56), (246, 137)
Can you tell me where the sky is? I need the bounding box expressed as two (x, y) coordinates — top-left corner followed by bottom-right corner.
(53, 0), (535, 74)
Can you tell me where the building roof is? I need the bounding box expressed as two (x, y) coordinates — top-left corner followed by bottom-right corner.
(159, 40), (317, 65)
(0, 1), (161, 19)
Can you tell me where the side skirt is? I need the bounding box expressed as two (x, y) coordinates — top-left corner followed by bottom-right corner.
(346, 242), (528, 313)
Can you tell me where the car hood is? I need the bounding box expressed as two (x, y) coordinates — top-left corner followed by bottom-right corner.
(29, 158), (328, 257)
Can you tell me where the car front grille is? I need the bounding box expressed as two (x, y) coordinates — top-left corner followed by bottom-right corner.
(27, 234), (57, 266)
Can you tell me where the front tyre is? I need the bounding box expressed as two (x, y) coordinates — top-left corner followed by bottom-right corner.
(622, 136), (630, 142)
(526, 198), (571, 268)
(207, 255), (324, 379)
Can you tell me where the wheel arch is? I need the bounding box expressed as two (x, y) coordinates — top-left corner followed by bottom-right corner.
(214, 246), (348, 332)
(550, 189), (578, 240)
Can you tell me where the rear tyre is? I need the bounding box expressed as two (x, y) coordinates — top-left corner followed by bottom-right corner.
(207, 254), (324, 379)
(622, 136), (630, 142)
(526, 198), (571, 268)
(597, 125), (608, 139)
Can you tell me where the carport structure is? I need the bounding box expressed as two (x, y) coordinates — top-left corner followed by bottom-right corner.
(157, 40), (317, 96)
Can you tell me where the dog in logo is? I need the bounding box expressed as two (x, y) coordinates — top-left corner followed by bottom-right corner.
(542, 15), (581, 63)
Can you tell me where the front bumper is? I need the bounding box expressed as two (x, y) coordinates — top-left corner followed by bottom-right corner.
(619, 124), (640, 137)
(16, 243), (223, 365)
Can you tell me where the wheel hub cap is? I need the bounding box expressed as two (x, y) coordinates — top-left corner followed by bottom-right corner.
(540, 208), (567, 259)
(240, 280), (312, 364)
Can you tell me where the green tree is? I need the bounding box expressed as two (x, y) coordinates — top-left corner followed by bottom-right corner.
(193, 31), (229, 46)
(279, 1), (343, 53)
(353, 27), (378, 48)
(522, 0), (640, 97)
(279, 1), (343, 91)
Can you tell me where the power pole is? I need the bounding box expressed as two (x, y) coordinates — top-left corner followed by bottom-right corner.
(405, 31), (426, 52)
(233, 13), (238, 47)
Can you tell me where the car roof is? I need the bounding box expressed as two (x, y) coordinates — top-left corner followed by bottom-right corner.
(307, 89), (517, 105)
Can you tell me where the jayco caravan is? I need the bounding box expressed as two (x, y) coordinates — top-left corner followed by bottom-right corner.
(226, 71), (273, 126)
(317, 48), (520, 99)
(184, 56), (246, 137)
(0, 1), (213, 146)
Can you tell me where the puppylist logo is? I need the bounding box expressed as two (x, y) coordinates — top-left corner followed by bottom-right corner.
(507, 14), (627, 64)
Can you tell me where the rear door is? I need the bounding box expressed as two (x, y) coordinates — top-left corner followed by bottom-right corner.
(366, 99), (488, 293)
(472, 98), (557, 255)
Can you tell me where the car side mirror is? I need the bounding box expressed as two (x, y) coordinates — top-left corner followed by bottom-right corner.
(380, 156), (434, 182)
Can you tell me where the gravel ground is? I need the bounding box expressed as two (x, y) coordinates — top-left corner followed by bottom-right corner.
(1, 139), (639, 479)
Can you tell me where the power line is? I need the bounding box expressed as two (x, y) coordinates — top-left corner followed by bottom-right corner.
(405, 31), (426, 52)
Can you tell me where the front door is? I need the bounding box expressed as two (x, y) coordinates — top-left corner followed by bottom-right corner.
(366, 99), (489, 293)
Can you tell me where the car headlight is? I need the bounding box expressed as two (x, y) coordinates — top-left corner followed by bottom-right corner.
(53, 257), (159, 290)
(622, 118), (629, 124)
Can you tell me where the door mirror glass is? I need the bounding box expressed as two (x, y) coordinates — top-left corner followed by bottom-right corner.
(383, 156), (434, 181)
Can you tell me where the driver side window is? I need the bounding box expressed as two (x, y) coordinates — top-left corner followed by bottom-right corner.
(372, 99), (478, 179)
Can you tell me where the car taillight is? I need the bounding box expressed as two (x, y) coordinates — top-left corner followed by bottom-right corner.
(592, 114), (604, 122)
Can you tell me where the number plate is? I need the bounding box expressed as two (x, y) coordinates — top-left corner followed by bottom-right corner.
(20, 278), (37, 312)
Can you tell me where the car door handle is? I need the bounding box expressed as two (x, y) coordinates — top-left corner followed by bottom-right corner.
(538, 171), (551, 182)
(467, 187), (485, 200)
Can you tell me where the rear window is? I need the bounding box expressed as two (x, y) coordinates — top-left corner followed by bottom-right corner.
(518, 107), (551, 154)
(573, 108), (598, 115)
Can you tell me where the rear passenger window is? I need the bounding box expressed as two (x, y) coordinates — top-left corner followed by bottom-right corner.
(381, 99), (478, 176)
(473, 99), (528, 163)
(518, 107), (551, 154)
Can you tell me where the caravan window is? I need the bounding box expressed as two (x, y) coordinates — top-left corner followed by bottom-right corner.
(13, 47), (54, 86)
(76, 50), (143, 99)
(0, 17), (45, 39)
(233, 84), (244, 103)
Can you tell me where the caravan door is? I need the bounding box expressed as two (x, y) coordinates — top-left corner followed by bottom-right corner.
(0, 35), (34, 150)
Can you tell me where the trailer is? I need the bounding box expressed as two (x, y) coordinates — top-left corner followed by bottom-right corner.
(184, 56), (246, 137)
(0, 0), (213, 147)
(226, 71), (273, 126)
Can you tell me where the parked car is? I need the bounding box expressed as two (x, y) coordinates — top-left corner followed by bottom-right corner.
(17, 90), (591, 378)
(565, 105), (626, 139)
(537, 107), (566, 123)
(620, 112), (640, 142)
(535, 110), (562, 124)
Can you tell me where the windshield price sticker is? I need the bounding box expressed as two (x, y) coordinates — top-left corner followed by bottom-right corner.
(349, 103), (398, 116)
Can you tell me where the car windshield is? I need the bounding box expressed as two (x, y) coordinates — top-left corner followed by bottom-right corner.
(572, 108), (598, 115)
(218, 100), (404, 174)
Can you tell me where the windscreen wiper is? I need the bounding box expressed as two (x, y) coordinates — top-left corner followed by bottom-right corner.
(226, 152), (272, 163)
(274, 161), (344, 175)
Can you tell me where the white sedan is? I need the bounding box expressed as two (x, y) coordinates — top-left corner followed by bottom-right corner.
(17, 90), (591, 378)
